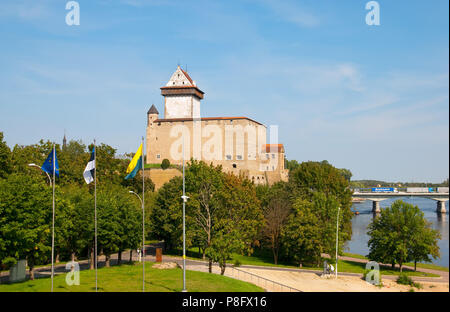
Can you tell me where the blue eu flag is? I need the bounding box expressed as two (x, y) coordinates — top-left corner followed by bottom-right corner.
(41, 147), (59, 177)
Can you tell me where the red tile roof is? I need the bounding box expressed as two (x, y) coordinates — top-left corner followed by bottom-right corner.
(154, 116), (264, 126)
(181, 69), (194, 84)
(262, 144), (284, 153)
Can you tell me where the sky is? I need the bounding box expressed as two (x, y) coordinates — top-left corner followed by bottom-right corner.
(0, 0), (448, 182)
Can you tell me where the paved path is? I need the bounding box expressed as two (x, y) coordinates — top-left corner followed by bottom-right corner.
(1, 245), (447, 288)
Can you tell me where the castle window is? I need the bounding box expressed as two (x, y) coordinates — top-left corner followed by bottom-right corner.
(266, 154), (269, 159)
(232, 164), (237, 168)
(272, 154), (275, 159)
(272, 166), (275, 170)
(266, 166), (269, 170)
(226, 155), (232, 160)
(237, 155), (242, 160)
(173, 82), (175, 85)
(157, 154), (161, 159)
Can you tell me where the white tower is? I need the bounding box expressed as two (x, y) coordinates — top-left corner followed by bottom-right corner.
(161, 66), (204, 119)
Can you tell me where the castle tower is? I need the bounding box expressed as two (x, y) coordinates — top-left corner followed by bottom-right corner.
(146, 104), (159, 162)
(147, 104), (159, 125)
(160, 66), (204, 119)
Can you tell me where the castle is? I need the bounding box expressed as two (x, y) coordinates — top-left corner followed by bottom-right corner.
(145, 66), (288, 189)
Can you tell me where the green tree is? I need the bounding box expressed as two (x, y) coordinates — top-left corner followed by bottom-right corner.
(260, 182), (292, 264)
(161, 158), (170, 170)
(207, 173), (263, 274)
(281, 198), (322, 266)
(281, 193), (343, 267)
(290, 161), (353, 246)
(0, 173), (71, 279)
(0, 132), (12, 178)
(149, 176), (183, 250)
(367, 200), (440, 272)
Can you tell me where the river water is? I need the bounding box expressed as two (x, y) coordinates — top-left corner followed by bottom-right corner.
(347, 197), (449, 268)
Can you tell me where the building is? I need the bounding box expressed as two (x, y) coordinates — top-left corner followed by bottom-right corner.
(146, 66), (288, 188)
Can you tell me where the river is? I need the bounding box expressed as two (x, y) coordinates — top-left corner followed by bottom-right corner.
(347, 197), (449, 268)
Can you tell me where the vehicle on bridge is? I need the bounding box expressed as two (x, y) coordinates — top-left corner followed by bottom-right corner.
(371, 187), (398, 193)
(406, 187), (449, 193)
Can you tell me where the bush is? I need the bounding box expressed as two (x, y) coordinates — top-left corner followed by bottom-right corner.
(161, 159), (170, 170)
(233, 259), (242, 267)
(397, 273), (413, 286)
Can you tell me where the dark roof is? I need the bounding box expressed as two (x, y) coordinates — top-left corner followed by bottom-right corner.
(154, 116), (264, 126)
(147, 104), (159, 115)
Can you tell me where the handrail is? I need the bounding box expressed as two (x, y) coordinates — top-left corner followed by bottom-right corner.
(230, 266), (302, 292)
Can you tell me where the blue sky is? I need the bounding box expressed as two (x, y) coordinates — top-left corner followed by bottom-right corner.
(0, 0), (448, 182)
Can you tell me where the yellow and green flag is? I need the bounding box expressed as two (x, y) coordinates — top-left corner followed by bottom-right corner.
(125, 143), (143, 180)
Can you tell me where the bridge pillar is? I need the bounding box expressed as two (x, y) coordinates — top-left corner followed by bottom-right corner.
(372, 200), (381, 213)
(436, 200), (447, 213)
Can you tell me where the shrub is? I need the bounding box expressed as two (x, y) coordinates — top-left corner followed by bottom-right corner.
(233, 259), (242, 267)
(397, 273), (413, 286)
(161, 159), (170, 170)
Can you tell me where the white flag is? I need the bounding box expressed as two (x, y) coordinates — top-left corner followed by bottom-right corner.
(83, 147), (95, 184)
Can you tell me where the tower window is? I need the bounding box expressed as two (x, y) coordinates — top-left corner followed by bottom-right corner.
(226, 155), (232, 160)
(157, 154), (161, 159)
(232, 164), (237, 168)
(237, 155), (242, 160)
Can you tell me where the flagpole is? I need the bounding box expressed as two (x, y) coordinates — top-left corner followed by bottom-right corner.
(51, 144), (55, 292)
(94, 140), (97, 292)
(182, 132), (187, 292)
(142, 136), (145, 292)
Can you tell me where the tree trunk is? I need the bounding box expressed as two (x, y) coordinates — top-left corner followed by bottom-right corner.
(220, 263), (226, 275)
(202, 248), (206, 260)
(105, 254), (111, 267)
(273, 248), (278, 265)
(208, 259), (212, 273)
(89, 248), (94, 270)
(414, 260), (417, 272)
(55, 252), (60, 264)
(129, 250), (133, 263)
(71, 252), (76, 262)
(29, 266), (35, 280)
(399, 264), (403, 272)
(391, 263), (395, 269)
(118, 250), (122, 265)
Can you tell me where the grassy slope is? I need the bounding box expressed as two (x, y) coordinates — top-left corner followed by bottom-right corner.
(166, 248), (441, 277)
(342, 252), (449, 272)
(0, 262), (263, 292)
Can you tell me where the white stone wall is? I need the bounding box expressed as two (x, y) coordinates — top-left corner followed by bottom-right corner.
(165, 95), (192, 118)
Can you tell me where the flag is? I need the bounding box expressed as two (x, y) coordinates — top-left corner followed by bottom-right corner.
(41, 147), (59, 177)
(125, 143), (143, 180)
(83, 147), (95, 184)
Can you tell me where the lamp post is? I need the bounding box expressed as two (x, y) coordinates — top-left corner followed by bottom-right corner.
(335, 206), (340, 279)
(28, 163), (52, 186)
(129, 190), (144, 292)
(181, 132), (188, 292)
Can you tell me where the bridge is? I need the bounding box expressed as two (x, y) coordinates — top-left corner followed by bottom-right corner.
(352, 192), (449, 213)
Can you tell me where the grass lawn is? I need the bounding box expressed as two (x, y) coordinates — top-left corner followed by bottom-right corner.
(0, 262), (263, 292)
(165, 248), (440, 277)
(342, 252), (448, 272)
